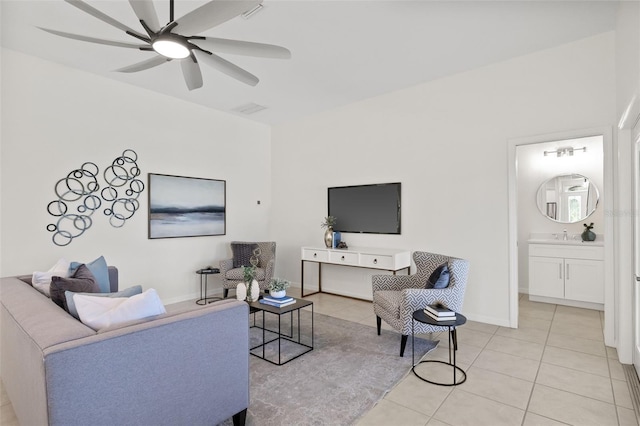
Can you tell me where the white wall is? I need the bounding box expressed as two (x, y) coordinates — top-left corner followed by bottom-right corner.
(517, 136), (604, 293)
(0, 48), (271, 304)
(271, 32), (616, 327)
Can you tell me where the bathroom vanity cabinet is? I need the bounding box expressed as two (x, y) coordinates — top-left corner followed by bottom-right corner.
(528, 241), (604, 309)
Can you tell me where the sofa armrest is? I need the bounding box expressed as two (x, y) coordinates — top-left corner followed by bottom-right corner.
(43, 300), (249, 426)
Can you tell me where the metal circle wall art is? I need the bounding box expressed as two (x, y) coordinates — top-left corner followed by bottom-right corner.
(101, 149), (144, 228)
(46, 150), (143, 246)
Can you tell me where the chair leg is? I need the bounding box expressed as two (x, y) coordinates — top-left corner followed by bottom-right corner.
(376, 316), (381, 335)
(223, 288), (229, 298)
(400, 335), (408, 357)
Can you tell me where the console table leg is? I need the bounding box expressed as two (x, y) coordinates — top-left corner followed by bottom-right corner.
(301, 260), (305, 297)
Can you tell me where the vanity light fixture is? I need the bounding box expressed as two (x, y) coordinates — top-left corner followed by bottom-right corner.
(543, 146), (587, 157)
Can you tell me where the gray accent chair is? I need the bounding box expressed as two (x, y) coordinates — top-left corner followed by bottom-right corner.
(220, 241), (276, 298)
(372, 251), (470, 357)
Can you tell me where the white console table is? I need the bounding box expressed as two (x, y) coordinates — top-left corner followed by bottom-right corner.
(300, 246), (411, 299)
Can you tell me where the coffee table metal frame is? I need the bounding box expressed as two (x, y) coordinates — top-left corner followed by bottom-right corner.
(248, 298), (314, 366)
(412, 310), (467, 386)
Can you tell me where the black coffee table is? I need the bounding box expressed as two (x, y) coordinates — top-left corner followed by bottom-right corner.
(412, 309), (467, 386)
(247, 297), (314, 365)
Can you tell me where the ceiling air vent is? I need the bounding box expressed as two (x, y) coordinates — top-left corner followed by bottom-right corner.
(232, 103), (268, 115)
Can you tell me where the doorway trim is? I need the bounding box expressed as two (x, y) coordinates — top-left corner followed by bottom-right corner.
(507, 126), (614, 346)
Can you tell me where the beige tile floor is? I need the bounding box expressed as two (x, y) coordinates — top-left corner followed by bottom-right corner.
(1, 291), (638, 426)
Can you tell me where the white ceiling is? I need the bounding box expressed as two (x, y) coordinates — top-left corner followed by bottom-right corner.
(1, 1), (620, 124)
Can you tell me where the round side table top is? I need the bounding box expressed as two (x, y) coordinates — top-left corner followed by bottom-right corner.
(196, 268), (219, 275)
(413, 309), (467, 327)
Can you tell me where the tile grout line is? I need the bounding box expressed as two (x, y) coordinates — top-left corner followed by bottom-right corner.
(520, 301), (556, 425)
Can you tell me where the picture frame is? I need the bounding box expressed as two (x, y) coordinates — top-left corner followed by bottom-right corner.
(148, 173), (226, 239)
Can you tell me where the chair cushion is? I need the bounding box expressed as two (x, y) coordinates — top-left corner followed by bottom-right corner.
(426, 263), (450, 289)
(373, 290), (402, 319)
(225, 267), (266, 281)
(231, 243), (258, 268)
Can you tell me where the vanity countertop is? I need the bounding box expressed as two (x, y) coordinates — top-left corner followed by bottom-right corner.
(528, 233), (604, 247)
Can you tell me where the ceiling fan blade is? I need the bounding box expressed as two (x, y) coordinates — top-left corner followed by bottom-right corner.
(181, 57), (203, 91)
(38, 27), (147, 49)
(114, 55), (170, 73)
(174, 0), (261, 35)
(128, 0), (160, 33)
(192, 38), (291, 59)
(64, 0), (146, 38)
(194, 50), (258, 86)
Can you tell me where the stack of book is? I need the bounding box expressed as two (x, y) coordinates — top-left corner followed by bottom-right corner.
(259, 295), (296, 308)
(423, 303), (456, 322)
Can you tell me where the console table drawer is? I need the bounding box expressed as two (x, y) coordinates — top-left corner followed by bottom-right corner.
(302, 249), (328, 262)
(328, 251), (359, 265)
(360, 254), (394, 269)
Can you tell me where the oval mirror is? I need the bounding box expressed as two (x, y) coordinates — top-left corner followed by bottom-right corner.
(536, 174), (599, 223)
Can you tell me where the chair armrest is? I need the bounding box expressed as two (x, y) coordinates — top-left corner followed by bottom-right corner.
(219, 258), (234, 275)
(372, 274), (422, 292)
(264, 258), (276, 283)
(400, 287), (464, 315)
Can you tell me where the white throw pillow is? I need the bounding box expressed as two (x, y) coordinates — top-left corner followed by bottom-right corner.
(32, 258), (71, 297)
(74, 288), (166, 331)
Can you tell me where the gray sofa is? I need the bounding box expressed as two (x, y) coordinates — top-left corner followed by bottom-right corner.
(0, 267), (249, 426)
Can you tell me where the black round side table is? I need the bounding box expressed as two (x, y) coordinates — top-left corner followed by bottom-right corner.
(196, 268), (221, 305)
(412, 309), (467, 386)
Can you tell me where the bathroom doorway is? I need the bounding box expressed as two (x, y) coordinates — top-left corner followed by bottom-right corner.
(507, 127), (614, 344)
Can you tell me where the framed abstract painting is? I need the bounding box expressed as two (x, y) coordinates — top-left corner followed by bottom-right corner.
(148, 173), (226, 239)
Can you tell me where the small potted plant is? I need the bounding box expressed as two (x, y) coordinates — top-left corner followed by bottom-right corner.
(269, 277), (290, 299)
(582, 222), (596, 242)
(321, 216), (337, 229)
(242, 265), (259, 302)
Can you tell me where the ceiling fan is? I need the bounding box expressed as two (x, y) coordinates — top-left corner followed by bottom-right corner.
(39, 0), (291, 90)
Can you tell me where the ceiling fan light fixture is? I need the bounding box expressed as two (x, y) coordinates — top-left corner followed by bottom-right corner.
(152, 38), (190, 59)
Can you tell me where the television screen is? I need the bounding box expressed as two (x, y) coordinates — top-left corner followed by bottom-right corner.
(328, 183), (401, 234)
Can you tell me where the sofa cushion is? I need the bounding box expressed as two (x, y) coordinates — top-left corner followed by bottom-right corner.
(74, 288), (166, 331)
(50, 266), (99, 307)
(65, 285), (143, 320)
(50, 265), (100, 310)
(426, 263), (450, 289)
(32, 258), (71, 297)
(231, 243), (258, 268)
(69, 256), (110, 293)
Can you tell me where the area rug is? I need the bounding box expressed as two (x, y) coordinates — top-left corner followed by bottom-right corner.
(221, 310), (438, 426)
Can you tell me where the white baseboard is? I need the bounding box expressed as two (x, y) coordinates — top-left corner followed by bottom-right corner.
(464, 313), (511, 328)
(529, 295), (603, 311)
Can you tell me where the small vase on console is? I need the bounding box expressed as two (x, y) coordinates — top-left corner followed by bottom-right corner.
(324, 227), (334, 248)
(321, 216), (337, 248)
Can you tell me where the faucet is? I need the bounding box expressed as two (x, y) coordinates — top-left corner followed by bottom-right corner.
(563, 229), (568, 240)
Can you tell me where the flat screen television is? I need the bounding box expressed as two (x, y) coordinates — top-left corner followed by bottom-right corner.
(328, 183), (401, 234)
